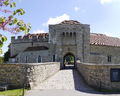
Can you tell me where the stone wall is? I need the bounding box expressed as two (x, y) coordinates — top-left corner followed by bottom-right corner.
(90, 45), (120, 64)
(0, 62), (60, 89)
(10, 39), (49, 57)
(16, 50), (50, 63)
(77, 62), (120, 90)
(49, 23), (90, 68)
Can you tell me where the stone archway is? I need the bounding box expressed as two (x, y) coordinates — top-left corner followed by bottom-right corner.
(63, 53), (75, 69)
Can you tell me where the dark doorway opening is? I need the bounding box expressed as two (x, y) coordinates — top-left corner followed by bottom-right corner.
(63, 53), (75, 69)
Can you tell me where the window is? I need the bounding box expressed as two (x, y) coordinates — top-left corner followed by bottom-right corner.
(63, 32), (65, 36)
(38, 56), (42, 63)
(111, 69), (120, 82)
(16, 58), (19, 62)
(70, 32), (72, 37)
(26, 56), (28, 63)
(53, 55), (55, 62)
(108, 55), (112, 62)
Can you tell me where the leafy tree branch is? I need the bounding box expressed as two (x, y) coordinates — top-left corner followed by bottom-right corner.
(0, 0), (31, 54)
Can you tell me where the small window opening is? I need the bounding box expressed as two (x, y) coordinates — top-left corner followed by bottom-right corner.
(108, 55), (112, 62)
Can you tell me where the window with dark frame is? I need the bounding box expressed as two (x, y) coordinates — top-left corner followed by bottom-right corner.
(70, 32), (72, 37)
(108, 55), (112, 62)
(38, 56), (42, 63)
(53, 55), (55, 62)
(26, 56), (28, 63)
(111, 69), (120, 82)
(63, 32), (65, 36)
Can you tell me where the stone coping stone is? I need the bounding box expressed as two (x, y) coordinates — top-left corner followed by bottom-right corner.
(0, 62), (60, 66)
(78, 62), (120, 66)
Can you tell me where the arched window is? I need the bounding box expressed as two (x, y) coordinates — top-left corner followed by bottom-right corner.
(70, 32), (72, 37)
(63, 32), (65, 36)
(38, 56), (42, 63)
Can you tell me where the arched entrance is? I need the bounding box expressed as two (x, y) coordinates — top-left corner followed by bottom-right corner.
(63, 53), (75, 69)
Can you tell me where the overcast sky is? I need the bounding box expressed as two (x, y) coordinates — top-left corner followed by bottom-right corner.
(1, 0), (120, 55)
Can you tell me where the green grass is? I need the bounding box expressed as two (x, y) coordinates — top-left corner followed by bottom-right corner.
(0, 89), (26, 96)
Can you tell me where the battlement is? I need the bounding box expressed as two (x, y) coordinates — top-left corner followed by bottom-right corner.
(11, 33), (49, 43)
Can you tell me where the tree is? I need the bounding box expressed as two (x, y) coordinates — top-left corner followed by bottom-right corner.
(0, 56), (4, 63)
(0, 0), (31, 54)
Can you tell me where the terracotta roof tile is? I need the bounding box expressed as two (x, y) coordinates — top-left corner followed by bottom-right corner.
(22, 33), (120, 47)
(59, 20), (80, 24)
(90, 33), (120, 47)
(23, 33), (49, 39)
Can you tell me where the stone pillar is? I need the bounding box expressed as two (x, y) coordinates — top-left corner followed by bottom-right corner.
(83, 25), (90, 63)
(76, 29), (83, 62)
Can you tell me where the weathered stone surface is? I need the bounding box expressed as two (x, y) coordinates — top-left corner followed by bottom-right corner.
(90, 45), (120, 64)
(0, 62), (60, 89)
(77, 63), (120, 90)
(10, 21), (90, 68)
(9, 20), (120, 67)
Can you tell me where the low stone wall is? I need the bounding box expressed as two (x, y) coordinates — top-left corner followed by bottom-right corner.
(0, 62), (60, 89)
(77, 63), (120, 90)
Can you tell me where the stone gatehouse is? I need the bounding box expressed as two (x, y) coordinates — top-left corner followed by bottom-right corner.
(9, 20), (120, 68)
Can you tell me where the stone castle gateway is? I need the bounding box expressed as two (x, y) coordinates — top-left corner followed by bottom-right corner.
(9, 20), (120, 68)
(1, 20), (120, 90)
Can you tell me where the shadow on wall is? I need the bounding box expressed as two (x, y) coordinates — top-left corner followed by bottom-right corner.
(72, 69), (120, 94)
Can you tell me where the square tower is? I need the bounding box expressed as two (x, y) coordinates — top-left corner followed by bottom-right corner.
(49, 20), (90, 68)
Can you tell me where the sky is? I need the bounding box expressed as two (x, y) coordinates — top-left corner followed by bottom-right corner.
(1, 0), (120, 55)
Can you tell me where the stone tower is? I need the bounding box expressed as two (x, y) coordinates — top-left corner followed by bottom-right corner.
(49, 20), (90, 68)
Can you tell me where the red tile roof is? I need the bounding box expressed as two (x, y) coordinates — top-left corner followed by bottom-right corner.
(59, 20), (80, 24)
(22, 33), (120, 47)
(23, 33), (49, 39)
(90, 33), (120, 47)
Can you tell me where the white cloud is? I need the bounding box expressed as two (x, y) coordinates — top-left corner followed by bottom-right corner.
(100, 0), (112, 4)
(74, 6), (80, 12)
(33, 30), (47, 34)
(43, 14), (70, 26)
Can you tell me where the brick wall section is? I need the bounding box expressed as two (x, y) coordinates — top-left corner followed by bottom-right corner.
(0, 62), (60, 89)
(77, 63), (120, 90)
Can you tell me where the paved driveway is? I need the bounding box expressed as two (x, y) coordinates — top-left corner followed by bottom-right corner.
(26, 69), (120, 96)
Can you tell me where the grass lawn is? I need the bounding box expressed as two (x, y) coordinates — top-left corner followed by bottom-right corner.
(0, 89), (26, 96)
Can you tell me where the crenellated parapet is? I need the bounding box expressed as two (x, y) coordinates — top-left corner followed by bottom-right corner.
(11, 33), (49, 43)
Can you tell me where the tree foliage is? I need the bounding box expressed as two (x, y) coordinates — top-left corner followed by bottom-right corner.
(0, 56), (4, 63)
(0, 0), (31, 54)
